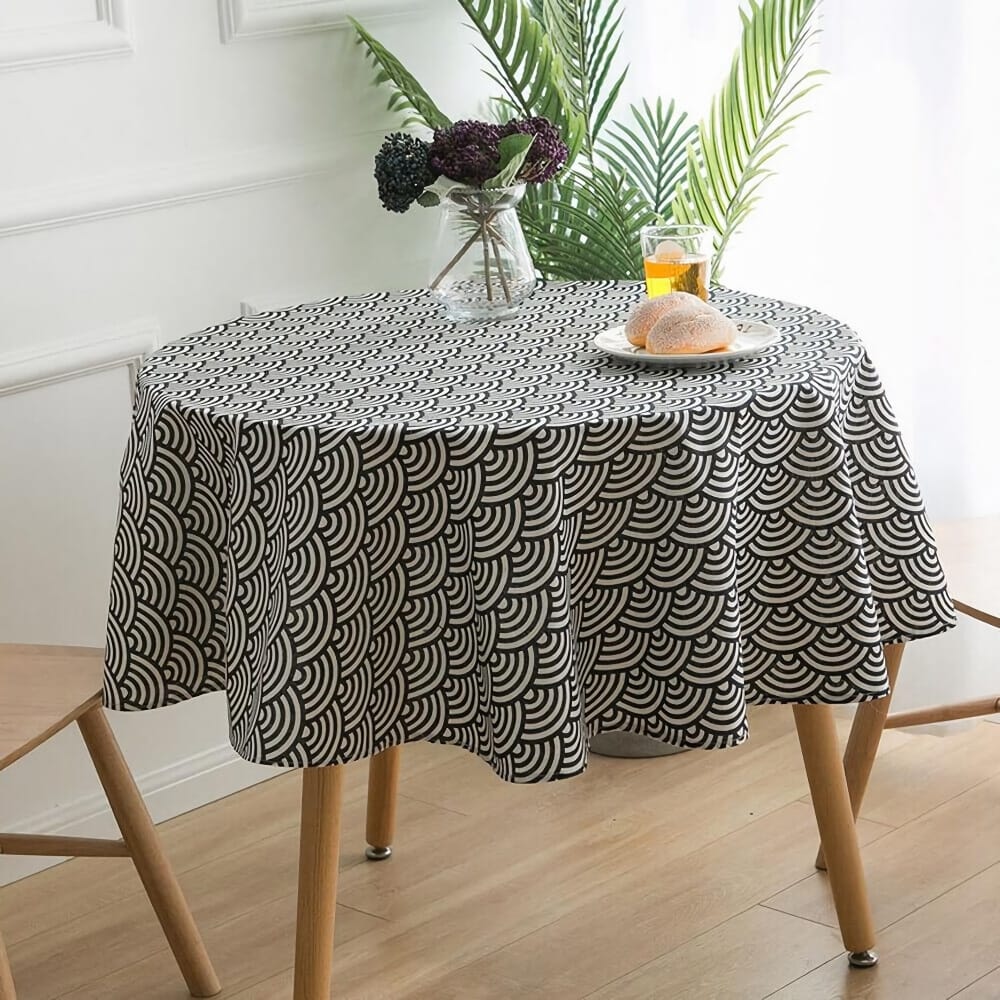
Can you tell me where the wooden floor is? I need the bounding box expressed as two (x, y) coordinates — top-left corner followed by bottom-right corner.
(3, 707), (1000, 999)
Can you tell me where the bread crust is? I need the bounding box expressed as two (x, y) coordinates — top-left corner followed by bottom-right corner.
(646, 310), (737, 355)
(624, 292), (710, 347)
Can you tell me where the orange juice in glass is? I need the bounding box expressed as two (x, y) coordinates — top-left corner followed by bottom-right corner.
(640, 224), (712, 300)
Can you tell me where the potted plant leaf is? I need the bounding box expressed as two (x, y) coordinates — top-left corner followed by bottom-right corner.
(350, 0), (825, 283)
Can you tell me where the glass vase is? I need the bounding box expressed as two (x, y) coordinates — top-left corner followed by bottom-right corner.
(429, 184), (537, 321)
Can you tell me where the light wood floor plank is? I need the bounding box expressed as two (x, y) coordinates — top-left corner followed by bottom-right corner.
(769, 862), (1000, 999)
(853, 720), (1000, 828)
(382, 804), (889, 1000)
(0, 742), (453, 947)
(57, 898), (381, 1000)
(4, 792), (452, 999)
(2, 790), (455, 997)
(765, 769), (1000, 931)
(2, 714), (998, 1000)
(243, 725), (891, 999)
(586, 906), (842, 1000)
(950, 965), (1000, 998)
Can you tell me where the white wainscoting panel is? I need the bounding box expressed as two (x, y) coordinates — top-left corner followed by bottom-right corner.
(0, 320), (159, 397)
(219, 0), (411, 42)
(0, 143), (344, 239)
(0, 0), (132, 71)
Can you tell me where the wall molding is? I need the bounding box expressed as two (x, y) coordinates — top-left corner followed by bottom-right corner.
(219, 0), (412, 42)
(0, 320), (160, 397)
(0, 0), (133, 72)
(0, 142), (344, 239)
(0, 743), (275, 886)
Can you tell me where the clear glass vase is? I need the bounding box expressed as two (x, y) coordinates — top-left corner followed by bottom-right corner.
(429, 184), (537, 321)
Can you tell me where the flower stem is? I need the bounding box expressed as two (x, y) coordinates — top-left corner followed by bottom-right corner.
(429, 210), (498, 290)
(490, 236), (512, 304)
(481, 220), (494, 302)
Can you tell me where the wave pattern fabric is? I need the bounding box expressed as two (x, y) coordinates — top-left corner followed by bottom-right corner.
(104, 283), (955, 780)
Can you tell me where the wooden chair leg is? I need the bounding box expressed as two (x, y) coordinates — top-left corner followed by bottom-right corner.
(0, 931), (15, 1000)
(294, 766), (344, 1000)
(365, 746), (401, 861)
(816, 642), (905, 870)
(885, 695), (1000, 729)
(76, 706), (220, 998)
(794, 703), (878, 966)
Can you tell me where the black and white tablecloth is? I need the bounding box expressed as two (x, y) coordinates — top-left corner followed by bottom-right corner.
(104, 283), (955, 780)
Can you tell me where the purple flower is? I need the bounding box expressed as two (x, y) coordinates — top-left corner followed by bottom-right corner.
(374, 132), (437, 213)
(429, 120), (504, 185)
(502, 116), (569, 183)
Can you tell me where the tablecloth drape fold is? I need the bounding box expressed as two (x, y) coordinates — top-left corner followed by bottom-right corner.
(105, 284), (955, 780)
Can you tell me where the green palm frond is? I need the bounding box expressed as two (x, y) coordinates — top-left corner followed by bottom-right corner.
(539, 0), (628, 155)
(351, 0), (826, 282)
(455, 0), (586, 163)
(673, 0), (825, 269)
(348, 18), (452, 130)
(521, 167), (657, 280)
(598, 98), (696, 221)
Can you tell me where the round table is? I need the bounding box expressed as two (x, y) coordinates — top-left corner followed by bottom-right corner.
(103, 282), (955, 997)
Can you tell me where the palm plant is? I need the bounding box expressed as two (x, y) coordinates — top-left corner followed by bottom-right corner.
(350, 0), (824, 281)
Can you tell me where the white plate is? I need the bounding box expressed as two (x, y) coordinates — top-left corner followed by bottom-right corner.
(592, 319), (781, 367)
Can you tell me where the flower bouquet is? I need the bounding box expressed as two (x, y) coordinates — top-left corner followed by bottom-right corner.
(374, 117), (569, 320)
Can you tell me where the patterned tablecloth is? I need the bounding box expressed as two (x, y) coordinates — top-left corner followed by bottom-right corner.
(104, 282), (955, 780)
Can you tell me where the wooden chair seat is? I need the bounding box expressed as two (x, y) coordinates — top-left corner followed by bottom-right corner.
(0, 645), (104, 771)
(0, 643), (219, 999)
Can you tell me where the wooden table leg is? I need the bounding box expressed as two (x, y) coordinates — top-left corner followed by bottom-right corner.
(793, 703), (878, 967)
(0, 930), (15, 1000)
(365, 747), (401, 861)
(294, 766), (344, 1000)
(816, 642), (905, 870)
(77, 706), (221, 997)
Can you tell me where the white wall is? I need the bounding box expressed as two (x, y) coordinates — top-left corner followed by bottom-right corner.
(0, 0), (484, 884)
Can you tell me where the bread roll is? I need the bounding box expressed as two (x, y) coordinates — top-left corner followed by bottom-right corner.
(646, 309), (737, 355)
(624, 291), (711, 347)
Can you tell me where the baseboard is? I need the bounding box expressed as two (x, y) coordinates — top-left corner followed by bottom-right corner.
(0, 744), (276, 886)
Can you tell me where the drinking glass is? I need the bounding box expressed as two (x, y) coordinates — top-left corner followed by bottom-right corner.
(640, 224), (713, 300)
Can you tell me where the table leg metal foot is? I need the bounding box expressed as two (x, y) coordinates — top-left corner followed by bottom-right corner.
(366, 747), (401, 866)
(849, 950), (879, 968)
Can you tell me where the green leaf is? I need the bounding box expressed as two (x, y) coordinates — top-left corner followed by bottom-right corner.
(348, 0), (823, 287)
(348, 18), (452, 130)
(456, 0), (586, 165)
(484, 133), (535, 188)
(519, 166), (657, 280)
(539, 0), (626, 157)
(598, 97), (696, 222)
(416, 190), (441, 207)
(671, 0), (825, 274)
